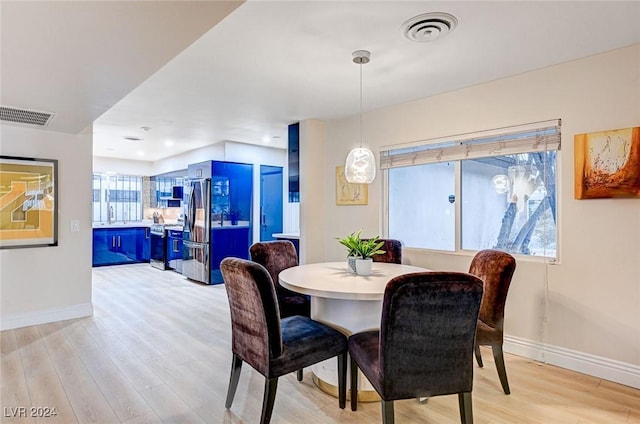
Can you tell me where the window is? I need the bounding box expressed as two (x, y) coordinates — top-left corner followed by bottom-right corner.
(382, 120), (560, 258)
(92, 174), (143, 223)
(153, 176), (185, 207)
(388, 162), (455, 251)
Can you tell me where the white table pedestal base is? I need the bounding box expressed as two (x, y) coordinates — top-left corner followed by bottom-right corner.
(278, 261), (429, 402)
(310, 296), (382, 401)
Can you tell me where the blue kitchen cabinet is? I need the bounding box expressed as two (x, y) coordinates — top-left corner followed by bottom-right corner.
(118, 228), (138, 262)
(93, 228), (131, 266)
(92, 227), (150, 266)
(166, 229), (183, 272)
(139, 227), (151, 261)
(210, 226), (251, 284)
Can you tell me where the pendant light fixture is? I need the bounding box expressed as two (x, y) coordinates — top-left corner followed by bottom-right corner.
(345, 50), (376, 184)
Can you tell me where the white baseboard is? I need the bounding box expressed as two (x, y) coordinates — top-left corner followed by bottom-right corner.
(0, 303), (93, 331)
(504, 335), (640, 389)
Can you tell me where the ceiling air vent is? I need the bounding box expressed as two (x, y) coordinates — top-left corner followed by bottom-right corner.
(401, 12), (458, 42)
(0, 105), (55, 126)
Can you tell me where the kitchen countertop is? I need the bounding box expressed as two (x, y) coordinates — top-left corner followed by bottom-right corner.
(272, 232), (300, 239)
(93, 221), (153, 229)
(209, 220), (250, 229)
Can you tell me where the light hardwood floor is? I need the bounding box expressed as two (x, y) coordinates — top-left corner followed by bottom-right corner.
(2, 263), (639, 424)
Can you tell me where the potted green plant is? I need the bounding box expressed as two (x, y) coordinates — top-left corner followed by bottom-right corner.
(338, 231), (385, 275)
(337, 230), (362, 273)
(353, 236), (385, 276)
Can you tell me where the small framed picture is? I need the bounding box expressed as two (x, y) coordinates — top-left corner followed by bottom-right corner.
(336, 166), (368, 205)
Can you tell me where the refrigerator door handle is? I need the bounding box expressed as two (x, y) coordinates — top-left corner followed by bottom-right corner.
(183, 240), (202, 248)
(188, 184), (196, 234)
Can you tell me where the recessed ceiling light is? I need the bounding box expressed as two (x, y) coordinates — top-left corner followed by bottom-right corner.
(136, 151), (145, 156)
(106, 147), (115, 151)
(161, 120), (174, 125)
(165, 140), (174, 147)
(141, 126), (151, 132)
(272, 136), (281, 140)
(124, 136), (143, 141)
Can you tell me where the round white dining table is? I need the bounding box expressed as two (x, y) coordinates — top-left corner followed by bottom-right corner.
(279, 261), (429, 400)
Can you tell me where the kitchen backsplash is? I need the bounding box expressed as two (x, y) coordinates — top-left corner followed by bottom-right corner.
(143, 207), (182, 224)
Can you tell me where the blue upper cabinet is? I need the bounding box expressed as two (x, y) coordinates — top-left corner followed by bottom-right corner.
(288, 123), (300, 202)
(213, 161), (253, 226)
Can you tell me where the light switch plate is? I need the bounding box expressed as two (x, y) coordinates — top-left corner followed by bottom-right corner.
(70, 219), (80, 232)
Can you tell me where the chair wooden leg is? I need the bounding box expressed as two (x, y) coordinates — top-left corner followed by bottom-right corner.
(458, 392), (473, 424)
(350, 356), (358, 411)
(491, 344), (510, 394)
(225, 354), (243, 408)
(381, 400), (395, 424)
(474, 344), (483, 367)
(260, 378), (278, 424)
(337, 352), (347, 409)
(296, 369), (303, 382)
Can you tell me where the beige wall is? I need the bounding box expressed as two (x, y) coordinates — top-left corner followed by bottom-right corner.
(299, 119), (327, 264)
(312, 44), (640, 386)
(1, 125), (93, 329)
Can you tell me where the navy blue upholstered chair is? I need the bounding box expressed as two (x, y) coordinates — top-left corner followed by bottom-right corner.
(220, 257), (347, 424)
(468, 249), (516, 394)
(349, 272), (484, 424)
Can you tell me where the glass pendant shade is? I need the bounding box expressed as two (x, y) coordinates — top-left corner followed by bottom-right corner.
(345, 147), (376, 183)
(345, 50), (376, 184)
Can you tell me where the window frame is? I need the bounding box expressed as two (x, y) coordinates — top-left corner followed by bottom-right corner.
(92, 173), (143, 223)
(381, 120), (561, 262)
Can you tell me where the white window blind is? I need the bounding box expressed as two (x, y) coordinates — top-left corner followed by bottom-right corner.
(380, 119), (561, 169)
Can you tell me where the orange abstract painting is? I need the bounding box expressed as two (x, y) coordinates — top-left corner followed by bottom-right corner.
(574, 127), (640, 199)
(0, 156), (58, 248)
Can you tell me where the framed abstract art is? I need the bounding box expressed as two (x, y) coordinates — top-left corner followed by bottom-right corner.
(335, 166), (368, 205)
(0, 155), (58, 248)
(574, 127), (640, 199)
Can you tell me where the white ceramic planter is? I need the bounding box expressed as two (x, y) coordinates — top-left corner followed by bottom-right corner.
(355, 258), (373, 276)
(347, 256), (357, 273)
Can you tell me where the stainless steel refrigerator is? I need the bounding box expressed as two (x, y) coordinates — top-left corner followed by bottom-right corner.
(183, 178), (211, 284)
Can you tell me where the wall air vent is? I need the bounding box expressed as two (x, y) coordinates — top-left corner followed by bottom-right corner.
(0, 105), (55, 126)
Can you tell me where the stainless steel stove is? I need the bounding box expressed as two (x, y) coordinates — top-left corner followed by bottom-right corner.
(150, 224), (167, 270)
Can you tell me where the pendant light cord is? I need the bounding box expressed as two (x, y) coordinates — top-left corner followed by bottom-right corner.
(359, 61), (363, 149)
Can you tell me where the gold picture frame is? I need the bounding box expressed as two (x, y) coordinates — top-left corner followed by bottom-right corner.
(574, 127), (640, 199)
(0, 155), (58, 248)
(336, 166), (368, 205)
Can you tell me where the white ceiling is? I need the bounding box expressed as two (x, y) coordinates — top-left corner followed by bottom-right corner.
(3, 1), (639, 163)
